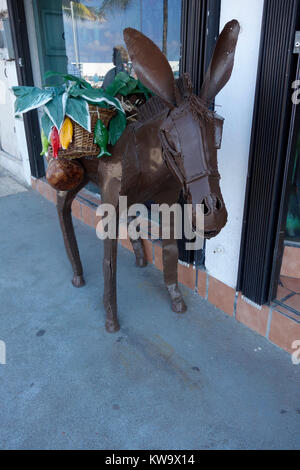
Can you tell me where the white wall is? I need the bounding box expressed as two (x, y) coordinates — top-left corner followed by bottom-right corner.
(0, 59), (32, 186)
(0, 0), (31, 185)
(205, 0), (264, 288)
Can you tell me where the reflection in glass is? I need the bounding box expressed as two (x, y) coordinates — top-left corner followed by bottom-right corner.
(286, 127), (300, 242)
(61, 0), (182, 86)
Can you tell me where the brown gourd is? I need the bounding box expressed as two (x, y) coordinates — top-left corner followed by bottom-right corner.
(46, 158), (84, 191)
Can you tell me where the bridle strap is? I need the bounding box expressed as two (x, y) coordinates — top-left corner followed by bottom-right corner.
(186, 172), (220, 185)
(159, 129), (220, 190)
(159, 129), (185, 187)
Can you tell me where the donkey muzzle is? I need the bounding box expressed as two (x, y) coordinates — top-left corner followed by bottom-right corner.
(187, 178), (228, 239)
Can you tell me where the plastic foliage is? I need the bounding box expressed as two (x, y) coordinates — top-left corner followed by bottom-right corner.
(11, 70), (152, 149)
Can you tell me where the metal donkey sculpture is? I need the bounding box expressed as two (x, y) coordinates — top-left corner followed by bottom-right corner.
(56, 20), (240, 332)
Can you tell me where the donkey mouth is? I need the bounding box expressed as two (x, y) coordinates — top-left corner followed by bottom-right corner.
(192, 226), (219, 239)
(204, 230), (219, 239)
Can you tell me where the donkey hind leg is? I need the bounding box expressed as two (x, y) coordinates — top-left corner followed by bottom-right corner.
(56, 177), (88, 288)
(162, 236), (187, 314)
(103, 209), (120, 332)
(131, 238), (147, 267)
(127, 216), (147, 267)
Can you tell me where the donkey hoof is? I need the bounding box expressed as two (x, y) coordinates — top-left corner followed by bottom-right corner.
(72, 274), (85, 288)
(171, 298), (187, 314)
(105, 319), (120, 333)
(136, 257), (147, 268)
(166, 284), (187, 314)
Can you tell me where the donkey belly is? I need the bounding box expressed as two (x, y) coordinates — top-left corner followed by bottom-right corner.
(80, 148), (123, 203)
(80, 157), (100, 185)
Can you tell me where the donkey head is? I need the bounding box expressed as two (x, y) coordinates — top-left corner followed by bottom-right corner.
(124, 20), (240, 238)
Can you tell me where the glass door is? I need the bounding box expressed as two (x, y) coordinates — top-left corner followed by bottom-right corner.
(33, 0), (182, 86)
(285, 105), (300, 243)
(274, 60), (300, 318)
(33, 0), (68, 86)
(62, 0), (182, 85)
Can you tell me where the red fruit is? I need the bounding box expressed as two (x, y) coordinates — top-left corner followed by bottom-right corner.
(51, 126), (60, 158)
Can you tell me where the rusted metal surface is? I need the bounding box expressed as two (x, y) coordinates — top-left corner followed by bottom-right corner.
(56, 22), (240, 332)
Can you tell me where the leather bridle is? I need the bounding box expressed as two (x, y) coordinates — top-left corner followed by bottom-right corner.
(159, 116), (221, 198)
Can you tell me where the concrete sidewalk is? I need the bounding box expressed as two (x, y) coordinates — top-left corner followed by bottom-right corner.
(0, 189), (299, 450)
(0, 167), (28, 197)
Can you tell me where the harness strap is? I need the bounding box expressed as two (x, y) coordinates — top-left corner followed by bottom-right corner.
(159, 129), (220, 190)
(186, 172), (220, 185)
(159, 130), (186, 187)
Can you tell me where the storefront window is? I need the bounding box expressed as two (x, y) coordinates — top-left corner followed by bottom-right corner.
(61, 0), (182, 85)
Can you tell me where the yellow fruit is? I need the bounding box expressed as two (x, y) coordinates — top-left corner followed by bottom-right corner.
(59, 117), (73, 150)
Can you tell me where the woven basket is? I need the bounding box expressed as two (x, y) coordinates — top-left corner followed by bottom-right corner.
(48, 105), (117, 159)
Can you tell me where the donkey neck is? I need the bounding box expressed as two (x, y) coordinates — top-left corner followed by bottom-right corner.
(120, 103), (180, 205)
(135, 109), (176, 196)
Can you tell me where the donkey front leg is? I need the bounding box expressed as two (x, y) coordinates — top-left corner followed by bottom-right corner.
(56, 180), (87, 288)
(162, 237), (187, 314)
(103, 237), (120, 333)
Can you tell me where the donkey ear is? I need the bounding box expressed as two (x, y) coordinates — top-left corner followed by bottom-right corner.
(124, 28), (177, 108)
(200, 20), (240, 103)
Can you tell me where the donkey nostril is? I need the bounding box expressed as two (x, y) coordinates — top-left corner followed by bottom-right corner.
(215, 197), (222, 211)
(201, 199), (210, 215)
